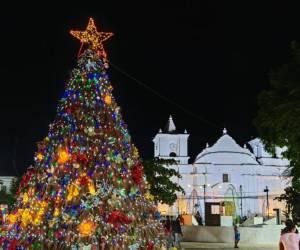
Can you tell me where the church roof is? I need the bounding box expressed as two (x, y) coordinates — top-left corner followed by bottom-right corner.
(164, 115), (177, 133)
(194, 129), (258, 165)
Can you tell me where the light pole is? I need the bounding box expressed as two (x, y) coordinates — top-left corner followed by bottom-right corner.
(202, 168), (207, 223)
(264, 186), (270, 220)
(203, 183), (206, 214)
(240, 185), (243, 218)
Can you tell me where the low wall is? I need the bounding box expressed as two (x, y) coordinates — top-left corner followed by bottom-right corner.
(182, 225), (284, 244)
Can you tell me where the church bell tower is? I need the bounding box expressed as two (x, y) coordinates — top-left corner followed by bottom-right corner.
(152, 115), (189, 164)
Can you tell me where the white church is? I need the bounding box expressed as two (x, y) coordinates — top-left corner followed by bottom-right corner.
(153, 116), (290, 224)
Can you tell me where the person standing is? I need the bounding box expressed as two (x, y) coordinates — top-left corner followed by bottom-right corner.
(172, 216), (183, 249)
(234, 225), (240, 248)
(279, 219), (300, 250)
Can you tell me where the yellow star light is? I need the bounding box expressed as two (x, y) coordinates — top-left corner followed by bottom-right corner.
(70, 18), (113, 58)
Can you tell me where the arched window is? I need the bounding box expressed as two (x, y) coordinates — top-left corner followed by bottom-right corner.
(169, 152), (177, 157)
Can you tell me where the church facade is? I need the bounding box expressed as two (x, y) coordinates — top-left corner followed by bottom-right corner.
(153, 116), (290, 221)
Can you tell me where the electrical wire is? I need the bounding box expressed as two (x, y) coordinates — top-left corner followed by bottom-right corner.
(109, 62), (219, 129)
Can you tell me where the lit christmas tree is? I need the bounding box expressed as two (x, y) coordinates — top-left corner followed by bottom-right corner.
(1, 18), (165, 250)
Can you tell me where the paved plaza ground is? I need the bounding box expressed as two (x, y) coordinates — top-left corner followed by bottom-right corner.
(181, 242), (277, 250)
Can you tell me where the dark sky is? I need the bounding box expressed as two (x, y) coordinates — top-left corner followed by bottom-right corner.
(0, 2), (299, 176)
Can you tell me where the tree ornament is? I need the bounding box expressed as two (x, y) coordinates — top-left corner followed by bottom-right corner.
(22, 192), (29, 204)
(36, 152), (43, 161)
(87, 126), (95, 136)
(132, 146), (139, 159)
(144, 191), (154, 201)
(85, 59), (97, 71)
(107, 210), (132, 226)
(88, 181), (97, 195)
(70, 18), (113, 58)
(67, 183), (80, 201)
(104, 95), (111, 105)
(78, 220), (96, 237)
(53, 207), (60, 217)
(73, 163), (80, 169)
(129, 243), (139, 250)
(7, 213), (18, 225)
(132, 163), (144, 185)
(20, 209), (32, 227)
(147, 241), (154, 250)
(57, 147), (69, 164)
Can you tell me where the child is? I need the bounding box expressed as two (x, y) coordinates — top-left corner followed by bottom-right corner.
(234, 225), (240, 248)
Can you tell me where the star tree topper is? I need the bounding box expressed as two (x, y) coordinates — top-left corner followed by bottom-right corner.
(70, 18), (113, 58)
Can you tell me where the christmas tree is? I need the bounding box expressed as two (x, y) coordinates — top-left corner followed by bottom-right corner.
(1, 18), (165, 250)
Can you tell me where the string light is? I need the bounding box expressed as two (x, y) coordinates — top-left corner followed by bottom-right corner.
(1, 18), (166, 250)
(70, 17), (113, 58)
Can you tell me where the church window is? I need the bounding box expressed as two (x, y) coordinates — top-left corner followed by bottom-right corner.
(223, 173), (229, 183)
(169, 152), (177, 157)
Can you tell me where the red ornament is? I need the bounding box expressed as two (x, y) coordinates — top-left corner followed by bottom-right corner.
(79, 175), (89, 186)
(8, 239), (18, 250)
(54, 230), (63, 239)
(107, 210), (132, 226)
(147, 241), (154, 250)
(77, 153), (88, 164)
(17, 169), (35, 195)
(132, 163), (144, 185)
(0, 237), (4, 244)
(99, 207), (105, 215)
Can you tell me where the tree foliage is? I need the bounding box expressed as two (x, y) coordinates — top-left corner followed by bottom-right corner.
(276, 187), (300, 223)
(255, 41), (300, 222)
(0, 176), (21, 209)
(143, 157), (185, 206)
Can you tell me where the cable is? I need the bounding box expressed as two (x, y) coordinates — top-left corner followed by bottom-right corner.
(109, 62), (219, 128)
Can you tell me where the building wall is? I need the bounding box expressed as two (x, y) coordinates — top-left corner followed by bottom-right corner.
(153, 133), (189, 164)
(182, 225), (284, 244)
(158, 159), (288, 218)
(153, 124), (289, 218)
(0, 176), (14, 193)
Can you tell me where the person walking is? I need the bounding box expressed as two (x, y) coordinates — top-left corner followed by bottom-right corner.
(195, 211), (203, 226)
(234, 225), (240, 248)
(172, 215), (183, 249)
(279, 219), (300, 250)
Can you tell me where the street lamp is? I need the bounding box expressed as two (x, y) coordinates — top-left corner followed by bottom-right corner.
(240, 185), (243, 218)
(264, 186), (270, 220)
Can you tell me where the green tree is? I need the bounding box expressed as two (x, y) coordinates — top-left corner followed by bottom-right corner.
(9, 175), (22, 197)
(255, 41), (300, 222)
(0, 176), (21, 209)
(143, 157), (185, 205)
(276, 187), (300, 222)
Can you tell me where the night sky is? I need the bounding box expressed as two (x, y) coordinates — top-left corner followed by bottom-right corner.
(0, 2), (299, 176)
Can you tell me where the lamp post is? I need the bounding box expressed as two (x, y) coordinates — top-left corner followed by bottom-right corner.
(264, 186), (270, 220)
(203, 183), (206, 213)
(240, 185), (243, 218)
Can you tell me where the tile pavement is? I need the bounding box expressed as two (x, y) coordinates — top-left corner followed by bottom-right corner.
(181, 242), (277, 250)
